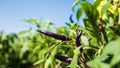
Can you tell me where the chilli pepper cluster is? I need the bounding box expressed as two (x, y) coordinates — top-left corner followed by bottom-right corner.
(37, 29), (82, 64)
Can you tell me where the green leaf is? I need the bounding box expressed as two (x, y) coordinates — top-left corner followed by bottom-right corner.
(87, 38), (120, 67)
(45, 57), (51, 68)
(81, 35), (89, 45)
(69, 47), (80, 68)
(22, 18), (37, 24)
(33, 59), (45, 65)
(102, 38), (120, 66)
(18, 30), (30, 35)
(101, 1), (110, 16)
(33, 45), (41, 54)
(80, 1), (99, 23)
(66, 23), (71, 27)
(80, 2), (93, 16)
(44, 20), (54, 28)
(45, 43), (60, 54)
(44, 42), (64, 68)
(72, 0), (80, 12)
(93, 0), (102, 7)
(50, 46), (58, 68)
(83, 18), (99, 46)
(76, 8), (83, 21)
(80, 2), (100, 42)
(22, 18), (42, 28)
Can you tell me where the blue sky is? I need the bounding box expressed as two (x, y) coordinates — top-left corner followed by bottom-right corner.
(0, 0), (93, 33)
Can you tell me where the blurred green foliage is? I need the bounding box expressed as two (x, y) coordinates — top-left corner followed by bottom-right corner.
(0, 0), (120, 68)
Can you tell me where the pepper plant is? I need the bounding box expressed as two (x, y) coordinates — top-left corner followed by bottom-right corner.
(0, 0), (120, 68)
(33, 0), (120, 68)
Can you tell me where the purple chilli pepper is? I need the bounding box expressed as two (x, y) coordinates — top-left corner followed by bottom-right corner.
(76, 30), (82, 47)
(37, 30), (71, 41)
(55, 54), (72, 64)
(115, 15), (119, 23)
(69, 14), (74, 23)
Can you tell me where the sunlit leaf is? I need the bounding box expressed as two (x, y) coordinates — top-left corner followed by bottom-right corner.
(33, 59), (45, 65)
(87, 38), (120, 67)
(18, 30), (30, 35)
(101, 1), (110, 16)
(69, 47), (80, 68)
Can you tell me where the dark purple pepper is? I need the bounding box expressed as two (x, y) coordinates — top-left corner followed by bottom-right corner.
(37, 30), (71, 41)
(55, 54), (72, 64)
(115, 16), (119, 23)
(76, 30), (82, 47)
(69, 14), (74, 23)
